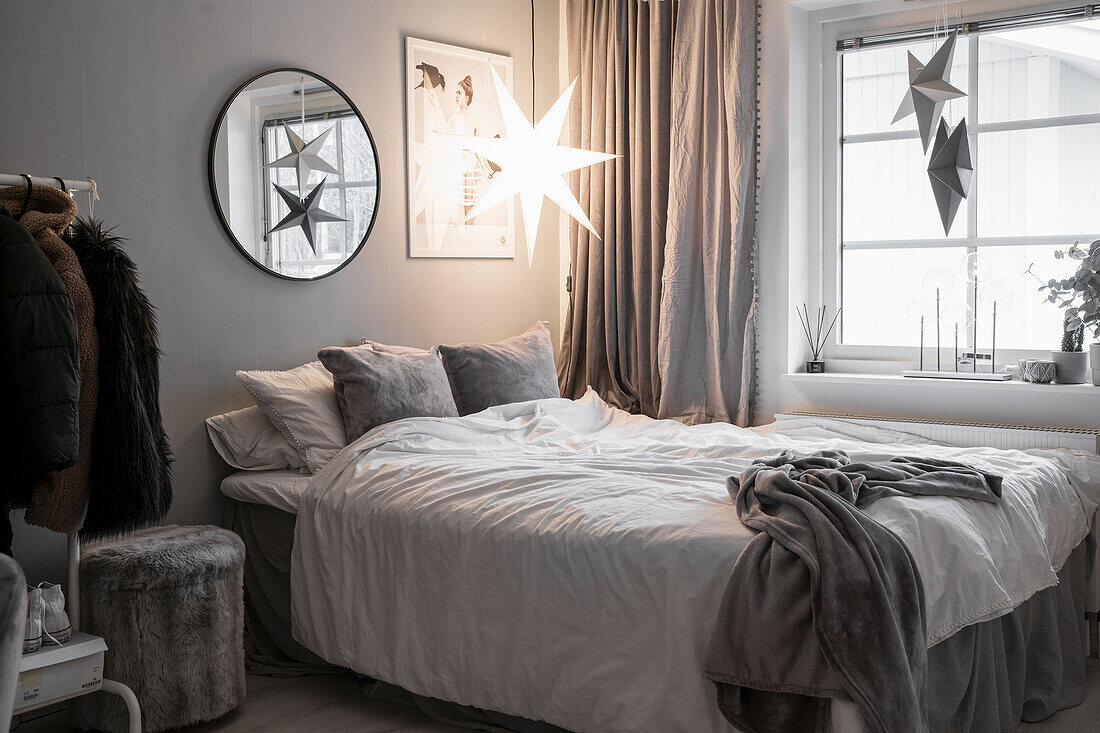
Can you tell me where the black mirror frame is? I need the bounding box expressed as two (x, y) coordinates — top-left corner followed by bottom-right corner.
(208, 67), (381, 282)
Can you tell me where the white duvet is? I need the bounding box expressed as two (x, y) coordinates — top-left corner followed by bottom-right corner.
(290, 391), (1100, 733)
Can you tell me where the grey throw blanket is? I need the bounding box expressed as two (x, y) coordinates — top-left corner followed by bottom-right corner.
(703, 450), (1002, 733)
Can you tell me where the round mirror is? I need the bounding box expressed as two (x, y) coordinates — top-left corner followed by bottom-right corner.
(209, 69), (380, 280)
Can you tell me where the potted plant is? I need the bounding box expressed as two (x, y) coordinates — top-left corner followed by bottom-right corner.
(1050, 313), (1087, 384)
(1040, 240), (1100, 385)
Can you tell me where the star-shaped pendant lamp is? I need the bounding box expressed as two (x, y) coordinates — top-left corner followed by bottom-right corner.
(267, 178), (347, 254)
(927, 117), (973, 234)
(892, 33), (966, 152)
(456, 64), (617, 264)
(265, 122), (340, 196)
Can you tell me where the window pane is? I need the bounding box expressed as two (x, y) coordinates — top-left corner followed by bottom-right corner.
(978, 19), (1100, 123)
(843, 138), (968, 240)
(843, 42), (968, 136)
(975, 124), (1100, 237)
(842, 247), (967, 346)
(341, 120), (377, 182)
(977, 245), (1081, 350)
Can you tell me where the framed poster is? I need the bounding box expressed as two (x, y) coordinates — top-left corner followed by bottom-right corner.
(405, 37), (515, 258)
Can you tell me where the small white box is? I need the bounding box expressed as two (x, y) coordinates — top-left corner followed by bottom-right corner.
(16, 633), (107, 712)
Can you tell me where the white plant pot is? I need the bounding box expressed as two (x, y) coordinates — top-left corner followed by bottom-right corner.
(1091, 343), (1100, 386)
(1052, 350), (1088, 384)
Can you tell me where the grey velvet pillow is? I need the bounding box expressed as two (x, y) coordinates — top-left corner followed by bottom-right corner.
(436, 321), (560, 416)
(317, 346), (458, 441)
(360, 338), (432, 357)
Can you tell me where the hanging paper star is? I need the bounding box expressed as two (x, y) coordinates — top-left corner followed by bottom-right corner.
(265, 122), (340, 196)
(267, 178), (347, 254)
(892, 33), (966, 152)
(927, 117), (973, 235)
(454, 63), (617, 264)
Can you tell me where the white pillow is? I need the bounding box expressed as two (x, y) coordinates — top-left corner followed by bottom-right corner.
(236, 361), (348, 473)
(206, 406), (306, 471)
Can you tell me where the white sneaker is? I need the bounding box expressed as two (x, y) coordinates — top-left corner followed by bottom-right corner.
(38, 582), (71, 645)
(23, 587), (42, 654)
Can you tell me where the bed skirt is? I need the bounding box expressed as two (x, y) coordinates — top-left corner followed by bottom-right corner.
(222, 498), (1094, 732)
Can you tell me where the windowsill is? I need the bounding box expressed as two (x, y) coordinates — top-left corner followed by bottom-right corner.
(782, 371), (1100, 396)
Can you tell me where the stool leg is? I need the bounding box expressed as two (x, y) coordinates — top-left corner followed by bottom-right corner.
(101, 678), (141, 733)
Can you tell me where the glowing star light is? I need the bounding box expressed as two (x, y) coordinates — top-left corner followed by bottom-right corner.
(457, 64), (617, 263)
(266, 122), (340, 196)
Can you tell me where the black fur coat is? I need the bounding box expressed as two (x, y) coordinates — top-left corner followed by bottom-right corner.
(68, 218), (172, 538)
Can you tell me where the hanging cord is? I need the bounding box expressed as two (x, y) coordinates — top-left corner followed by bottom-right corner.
(530, 0), (536, 117)
(19, 174), (32, 217)
(85, 177), (98, 219)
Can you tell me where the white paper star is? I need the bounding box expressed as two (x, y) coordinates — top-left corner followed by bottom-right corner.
(266, 122), (340, 196)
(892, 33), (966, 152)
(454, 64), (617, 263)
(267, 178), (347, 254)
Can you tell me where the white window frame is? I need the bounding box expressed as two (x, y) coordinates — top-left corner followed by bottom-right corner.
(820, 5), (1100, 365)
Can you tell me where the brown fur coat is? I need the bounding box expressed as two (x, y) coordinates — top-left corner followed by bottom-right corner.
(0, 184), (98, 532)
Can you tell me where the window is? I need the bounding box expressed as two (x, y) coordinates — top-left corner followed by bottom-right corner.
(261, 112), (378, 279)
(838, 13), (1100, 352)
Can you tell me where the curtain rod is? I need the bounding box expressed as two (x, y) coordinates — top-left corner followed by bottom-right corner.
(0, 173), (97, 193)
(837, 4), (1095, 51)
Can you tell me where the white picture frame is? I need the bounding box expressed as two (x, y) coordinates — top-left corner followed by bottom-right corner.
(405, 37), (515, 258)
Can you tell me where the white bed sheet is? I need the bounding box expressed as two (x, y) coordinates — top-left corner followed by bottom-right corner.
(288, 391), (1100, 733)
(220, 469), (310, 515)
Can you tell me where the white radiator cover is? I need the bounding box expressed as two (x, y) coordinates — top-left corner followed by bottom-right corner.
(773, 412), (1100, 620)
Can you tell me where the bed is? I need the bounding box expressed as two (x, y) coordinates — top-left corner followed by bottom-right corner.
(219, 391), (1100, 732)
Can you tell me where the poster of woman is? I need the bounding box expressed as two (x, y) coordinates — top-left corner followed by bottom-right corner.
(406, 37), (515, 258)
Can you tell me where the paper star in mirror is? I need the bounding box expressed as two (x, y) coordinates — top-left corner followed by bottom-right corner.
(265, 122), (340, 196)
(892, 33), (966, 152)
(454, 63), (617, 264)
(266, 178), (347, 254)
(927, 117), (973, 235)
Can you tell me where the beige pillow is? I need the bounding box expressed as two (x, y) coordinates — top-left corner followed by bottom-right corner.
(205, 406), (306, 471)
(236, 360), (348, 473)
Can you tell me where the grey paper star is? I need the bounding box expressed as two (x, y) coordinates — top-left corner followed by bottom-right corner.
(265, 122), (340, 196)
(892, 33), (967, 152)
(267, 178), (347, 254)
(927, 118), (972, 235)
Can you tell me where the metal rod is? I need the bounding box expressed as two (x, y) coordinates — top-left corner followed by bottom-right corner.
(954, 324), (959, 372)
(0, 173), (95, 192)
(67, 531), (80, 633)
(838, 4), (1096, 51)
(936, 288), (941, 372)
(992, 301), (997, 374)
(919, 315), (924, 371)
(972, 278), (978, 373)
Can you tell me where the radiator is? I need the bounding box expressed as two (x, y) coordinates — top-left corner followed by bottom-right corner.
(773, 411), (1100, 655)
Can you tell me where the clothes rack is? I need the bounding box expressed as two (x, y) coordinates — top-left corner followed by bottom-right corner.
(6, 171), (140, 732)
(0, 173), (96, 193)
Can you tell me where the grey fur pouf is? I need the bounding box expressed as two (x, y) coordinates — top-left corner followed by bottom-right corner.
(73, 525), (245, 733)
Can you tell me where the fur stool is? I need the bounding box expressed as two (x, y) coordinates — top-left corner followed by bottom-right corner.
(73, 525), (245, 732)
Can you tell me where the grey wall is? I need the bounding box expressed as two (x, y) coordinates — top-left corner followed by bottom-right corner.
(0, 0), (562, 582)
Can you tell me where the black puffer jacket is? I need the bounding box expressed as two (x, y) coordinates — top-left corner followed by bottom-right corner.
(0, 204), (80, 504)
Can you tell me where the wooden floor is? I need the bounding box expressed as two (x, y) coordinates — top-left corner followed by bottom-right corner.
(15, 659), (1100, 732)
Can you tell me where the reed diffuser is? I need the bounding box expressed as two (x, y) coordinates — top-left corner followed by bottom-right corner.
(797, 304), (840, 373)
